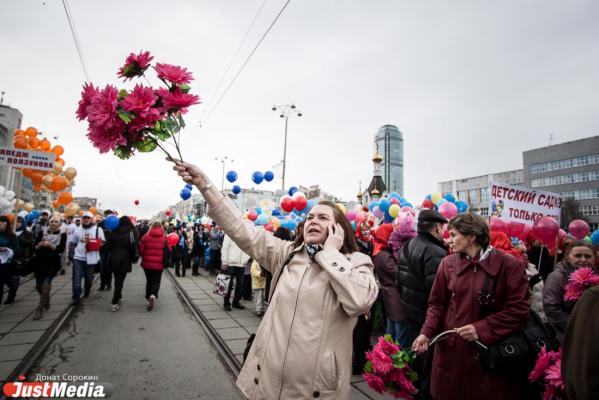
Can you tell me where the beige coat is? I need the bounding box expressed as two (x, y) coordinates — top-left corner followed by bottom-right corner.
(209, 197), (378, 400)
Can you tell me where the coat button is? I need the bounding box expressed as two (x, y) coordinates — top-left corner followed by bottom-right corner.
(339, 266), (345, 272)
(332, 262), (338, 267)
(254, 378), (259, 384)
(257, 364), (261, 371)
(313, 391), (320, 398)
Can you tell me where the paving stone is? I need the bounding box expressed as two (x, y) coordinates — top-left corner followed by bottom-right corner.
(0, 314), (27, 323)
(0, 330), (44, 346)
(0, 322), (18, 334)
(202, 311), (230, 320)
(11, 319), (53, 333)
(193, 299), (217, 305)
(350, 386), (372, 399)
(216, 327), (250, 341)
(209, 319), (241, 329)
(0, 360), (19, 381)
(0, 343), (32, 362)
(353, 381), (395, 399)
(225, 339), (247, 355)
(197, 304), (222, 312)
(243, 326), (258, 335)
(234, 317), (262, 328)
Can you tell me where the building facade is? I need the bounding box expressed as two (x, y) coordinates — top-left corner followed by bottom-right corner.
(374, 125), (404, 196)
(438, 169), (524, 216)
(523, 136), (599, 231)
(0, 105), (23, 193)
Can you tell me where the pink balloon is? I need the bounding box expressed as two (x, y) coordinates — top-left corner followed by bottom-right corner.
(264, 222), (273, 232)
(533, 217), (559, 245)
(247, 209), (258, 221)
(390, 198), (401, 206)
(490, 217), (508, 234)
(506, 221), (525, 238)
(345, 210), (357, 221)
(373, 206), (384, 219)
(568, 219), (590, 240)
(438, 202), (458, 220)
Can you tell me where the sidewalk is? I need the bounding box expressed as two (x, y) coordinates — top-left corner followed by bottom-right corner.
(0, 270), (73, 382)
(172, 267), (393, 400)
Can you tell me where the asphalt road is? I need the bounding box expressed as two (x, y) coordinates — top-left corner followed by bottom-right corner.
(29, 266), (244, 400)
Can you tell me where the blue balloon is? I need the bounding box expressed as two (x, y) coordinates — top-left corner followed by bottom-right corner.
(226, 170), (238, 183)
(384, 210), (394, 222)
(254, 207), (262, 215)
(351, 221), (356, 231)
(180, 188), (192, 200)
(288, 186), (298, 196)
(378, 198), (390, 213)
(388, 192), (401, 200)
(252, 171), (264, 184)
(455, 200), (469, 213)
(304, 199), (316, 213)
(185, 184), (193, 190)
(272, 209), (281, 217)
(255, 214), (269, 226)
(30, 210), (40, 219)
(105, 215), (120, 231)
(283, 220), (298, 231)
(436, 198), (447, 206)
(591, 229), (599, 245)
(264, 171), (274, 182)
(403, 202), (413, 208)
(232, 185), (241, 195)
(368, 201), (378, 211)
(425, 194), (432, 201)
(443, 193), (456, 203)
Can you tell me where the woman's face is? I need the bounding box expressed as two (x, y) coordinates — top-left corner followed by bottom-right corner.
(0, 221), (7, 232)
(567, 246), (595, 269)
(448, 228), (474, 254)
(49, 218), (61, 231)
(304, 204), (335, 245)
(360, 225), (371, 237)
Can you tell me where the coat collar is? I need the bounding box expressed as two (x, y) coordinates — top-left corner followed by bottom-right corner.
(455, 247), (500, 277)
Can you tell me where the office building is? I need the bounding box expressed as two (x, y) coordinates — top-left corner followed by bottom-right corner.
(374, 125), (404, 196)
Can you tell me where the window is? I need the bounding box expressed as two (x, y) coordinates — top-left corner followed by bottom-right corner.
(530, 153), (599, 174)
(579, 205), (599, 216)
(458, 191), (468, 203)
(561, 188), (599, 200)
(531, 170), (599, 188)
(468, 189), (479, 204)
(479, 208), (489, 216)
(480, 188), (489, 204)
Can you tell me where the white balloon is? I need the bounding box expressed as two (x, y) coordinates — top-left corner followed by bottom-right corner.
(4, 190), (15, 201)
(200, 216), (210, 225)
(0, 198), (12, 208)
(0, 185), (5, 196)
(17, 210), (29, 219)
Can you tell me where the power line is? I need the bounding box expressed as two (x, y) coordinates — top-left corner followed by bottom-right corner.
(62, 0), (90, 82)
(202, 0), (292, 125)
(202, 0), (268, 116)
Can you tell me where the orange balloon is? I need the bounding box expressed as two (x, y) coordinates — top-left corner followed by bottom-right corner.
(33, 184), (41, 192)
(51, 145), (64, 156)
(56, 157), (65, 164)
(58, 192), (73, 205)
(30, 171), (44, 185)
(25, 127), (38, 138)
(52, 199), (60, 209)
(5, 214), (15, 226)
(13, 136), (28, 149)
(14, 129), (26, 137)
(40, 139), (51, 151)
(89, 206), (97, 215)
(79, 210), (84, 217)
(50, 176), (68, 192)
(22, 168), (33, 178)
(28, 137), (39, 149)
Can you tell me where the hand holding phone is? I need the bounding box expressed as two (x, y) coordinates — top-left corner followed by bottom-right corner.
(323, 223), (344, 252)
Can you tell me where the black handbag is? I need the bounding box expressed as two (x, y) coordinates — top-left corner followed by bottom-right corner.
(475, 274), (559, 373)
(130, 231), (140, 263)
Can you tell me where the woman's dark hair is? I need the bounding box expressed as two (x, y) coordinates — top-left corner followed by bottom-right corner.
(119, 216), (133, 228)
(273, 227), (292, 241)
(563, 240), (595, 258)
(0, 216), (16, 241)
(448, 212), (490, 249)
(292, 200), (359, 254)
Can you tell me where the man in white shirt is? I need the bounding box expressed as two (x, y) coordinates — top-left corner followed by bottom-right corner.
(70, 212), (105, 305)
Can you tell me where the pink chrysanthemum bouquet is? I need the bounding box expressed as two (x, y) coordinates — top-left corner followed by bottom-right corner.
(76, 50), (200, 160)
(362, 335), (418, 399)
(529, 347), (565, 400)
(564, 267), (599, 301)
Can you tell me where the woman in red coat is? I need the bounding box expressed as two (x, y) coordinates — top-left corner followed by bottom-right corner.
(413, 213), (530, 400)
(139, 221), (167, 311)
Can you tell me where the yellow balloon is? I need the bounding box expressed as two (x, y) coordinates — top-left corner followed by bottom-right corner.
(389, 203), (400, 218)
(42, 175), (53, 188)
(24, 202), (34, 212)
(54, 162), (64, 175)
(271, 218), (281, 229)
(64, 167), (77, 180)
(336, 203), (346, 214)
(15, 199), (25, 209)
(431, 192), (443, 205)
(65, 203), (80, 217)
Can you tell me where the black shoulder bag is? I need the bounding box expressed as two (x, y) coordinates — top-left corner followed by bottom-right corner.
(475, 273), (559, 373)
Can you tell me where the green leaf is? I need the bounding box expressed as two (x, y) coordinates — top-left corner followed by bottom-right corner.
(118, 89), (128, 101)
(363, 361), (373, 374)
(134, 136), (158, 153)
(117, 110), (135, 124)
(114, 146), (133, 159)
(178, 114), (186, 129)
(407, 371), (418, 382)
(384, 334), (394, 342)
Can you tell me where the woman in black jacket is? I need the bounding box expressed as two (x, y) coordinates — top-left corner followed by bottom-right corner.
(32, 215), (66, 320)
(104, 216), (138, 312)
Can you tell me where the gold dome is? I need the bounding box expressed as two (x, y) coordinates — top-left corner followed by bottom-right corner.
(357, 192), (363, 199)
(372, 152), (383, 163)
(371, 188), (380, 195)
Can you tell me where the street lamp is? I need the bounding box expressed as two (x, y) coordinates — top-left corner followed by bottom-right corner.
(215, 156), (233, 191)
(272, 103), (302, 191)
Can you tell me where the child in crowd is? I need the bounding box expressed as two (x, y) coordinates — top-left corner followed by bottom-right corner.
(250, 259), (266, 316)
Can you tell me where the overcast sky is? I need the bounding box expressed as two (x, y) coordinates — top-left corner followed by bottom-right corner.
(1, 0), (598, 218)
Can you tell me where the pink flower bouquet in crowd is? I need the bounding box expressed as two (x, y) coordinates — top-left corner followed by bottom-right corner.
(529, 347), (565, 400)
(564, 267), (599, 301)
(362, 335), (418, 399)
(76, 50), (200, 160)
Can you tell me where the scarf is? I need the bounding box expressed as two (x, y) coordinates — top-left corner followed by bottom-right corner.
(305, 244), (321, 260)
(373, 224), (394, 257)
(43, 227), (63, 248)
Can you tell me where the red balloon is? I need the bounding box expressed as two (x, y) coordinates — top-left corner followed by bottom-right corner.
(568, 219), (590, 240)
(280, 195), (294, 213)
(165, 210), (172, 216)
(293, 194), (308, 211)
(490, 217), (508, 234)
(390, 198), (401, 206)
(518, 224), (532, 241)
(167, 233), (179, 247)
(421, 200), (434, 209)
(506, 221), (525, 238)
(361, 206), (369, 212)
(134, 200), (140, 206)
(264, 222), (274, 232)
(247, 209), (258, 222)
(532, 217), (559, 246)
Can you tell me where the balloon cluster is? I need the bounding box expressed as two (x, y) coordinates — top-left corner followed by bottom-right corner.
(366, 192), (415, 224)
(180, 183), (193, 201)
(240, 188), (312, 232)
(251, 171), (275, 185)
(421, 192), (468, 217)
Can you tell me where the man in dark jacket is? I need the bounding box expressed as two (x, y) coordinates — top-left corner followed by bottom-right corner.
(397, 209), (448, 399)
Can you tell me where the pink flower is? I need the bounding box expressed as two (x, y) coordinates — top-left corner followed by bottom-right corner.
(529, 347), (553, 382)
(86, 123), (126, 153)
(155, 87), (200, 114)
(390, 367), (418, 395)
(154, 62), (194, 85)
(545, 360), (564, 390)
(76, 82), (100, 120)
(118, 50), (154, 80)
(363, 373), (386, 394)
(377, 336), (400, 355)
(86, 85), (121, 131)
(367, 348), (393, 375)
(121, 84), (162, 132)
(564, 267), (599, 301)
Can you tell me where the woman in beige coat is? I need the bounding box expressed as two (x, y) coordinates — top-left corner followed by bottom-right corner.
(173, 160), (378, 400)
